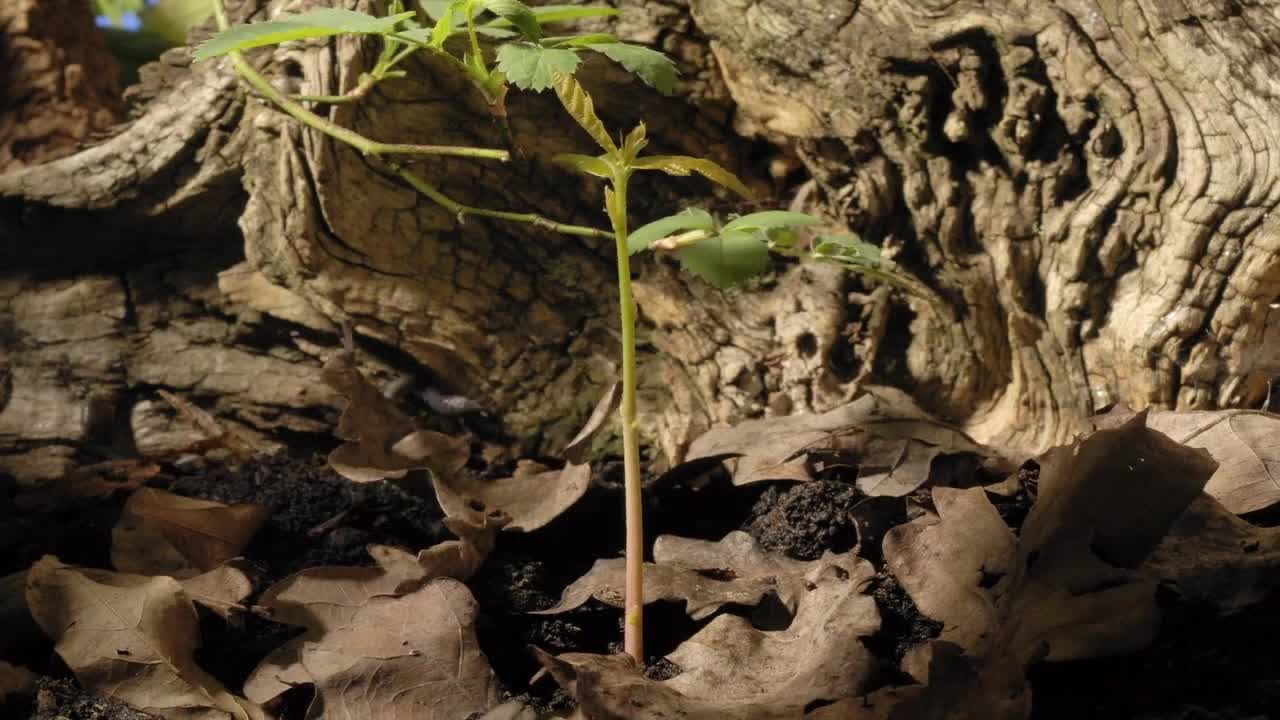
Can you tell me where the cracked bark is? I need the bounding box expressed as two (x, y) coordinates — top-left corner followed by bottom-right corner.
(2, 0), (1278, 478)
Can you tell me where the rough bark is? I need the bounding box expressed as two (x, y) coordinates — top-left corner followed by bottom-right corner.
(692, 0), (1280, 449)
(2, 0), (1279, 478)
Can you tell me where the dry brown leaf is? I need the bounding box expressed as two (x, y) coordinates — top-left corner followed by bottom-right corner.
(1143, 410), (1280, 514)
(883, 487), (1014, 655)
(24, 556), (267, 720)
(245, 508), (503, 704)
(879, 412), (1218, 717)
(367, 504), (510, 592)
(433, 459), (591, 532)
(112, 487), (269, 576)
(684, 394), (988, 491)
(536, 530), (860, 620)
(538, 554), (880, 718)
(14, 459), (161, 512)
(179, 560), (255, 620)
(1145, 493), (1280, 612)
(298, 579), (498, 720)
(244, 565), (397, 704)
(563, 381), (620, 464)
(665, 560), (880, 708)
(321, 348), (469, 483)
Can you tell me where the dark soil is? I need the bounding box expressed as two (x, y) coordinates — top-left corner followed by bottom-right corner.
(3, 450), (1280, 720)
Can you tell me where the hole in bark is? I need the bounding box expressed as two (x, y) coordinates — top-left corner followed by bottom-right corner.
(282, 59), (304, 79)
(796, 332), (818, 357)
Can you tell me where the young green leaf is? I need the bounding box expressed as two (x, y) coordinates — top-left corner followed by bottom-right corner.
(627, 208), (715, 255)
(545, 33), (620, 48)
(722, 211), (821, 233)
(620, 123), (648, 163)
(529, 5), (621, 24)
(553, 153), (614, 179)
(193, 9), (416, 60)
(814, 234), (882, 264)
(496, 43), (581, 91)
(419, 0), (454, 19)
(586, 42), (677, 95)
(552, 73), (619, 155)
(632, 155), (753, 199)
(676, 231), (771, 288)
(481, 0), (541, 40)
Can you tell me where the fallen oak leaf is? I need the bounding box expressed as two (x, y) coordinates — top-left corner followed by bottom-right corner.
(321, 344), (469, 483)
(112, 487), (269, 576)
(179, 560), (255, 620)
(536, 557), (880, 719)
(684, 393), (991, 492)
(298, 579), (499, 720)
(664, 560), (881, 708)
(1143, 409), (1280, 515)
(1144, 492), (1280, 612)
(24, 556), (268, 720)
(367, 503), (511, 592)
(535, 530), (862, 620)
(245, 506), (505, 704)
(880, 411), (1218, 715)
(432, 460), (591, 532)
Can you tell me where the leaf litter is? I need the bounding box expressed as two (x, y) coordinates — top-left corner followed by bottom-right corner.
(10, 373), (1280, 720)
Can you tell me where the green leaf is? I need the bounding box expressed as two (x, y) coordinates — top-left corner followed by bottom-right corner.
(632, 155), (753, 199)
(813, 234), (881, 263)
(627, 208), (715, 255)
(544, 33), (620, 48)
(621, 123), (648, 162)
(419, 0), (454, 20)
(481, 0), (541, 40)
(496, 43), (581, 92)
(552, 73), (618, 155)
(553, 153), (614, 179)
(676, 231), (771, 288)
(530, 5), (620, 24)
(428, 2), (458, 47)
(193, 9), (416, 60)
(722, 211), (821, 233)
(586, 42), (676, 95)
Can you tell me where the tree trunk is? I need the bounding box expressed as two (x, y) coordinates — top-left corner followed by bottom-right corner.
(2, 0), (1277, 479)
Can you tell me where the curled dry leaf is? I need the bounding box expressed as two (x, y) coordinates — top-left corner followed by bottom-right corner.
(245, 507), (504, 705)
(538, 554), (880, 718)
(432, 382), (617, 531)
(683, 393), (989, 493)
(367, 503), (510, 592)
(299, 579), (498, 720)
(1145, 493), (1280, 612)
(880, 412), (1218, 716)
(433, 460), (591, 532)
(112, 487), (269, 576)
(321, 348), (469, 483)
(536, 530), (860, 620)
(24, 556), (267, 720)
(564, 381), (621, 464)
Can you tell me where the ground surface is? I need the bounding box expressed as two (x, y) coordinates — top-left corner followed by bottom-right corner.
(2, 452), (1278, 719)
